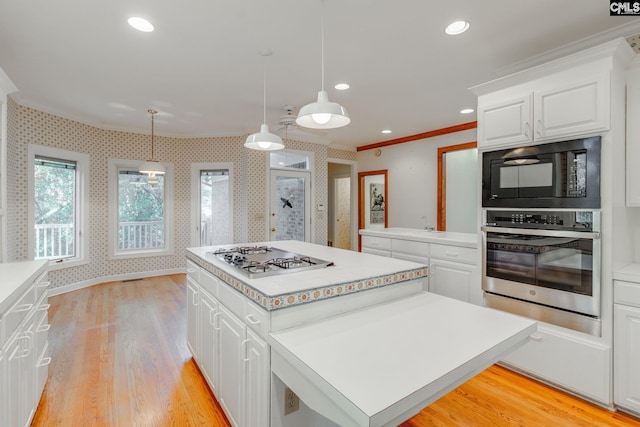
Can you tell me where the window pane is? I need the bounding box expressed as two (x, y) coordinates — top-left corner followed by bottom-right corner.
(34, 156), (76, 259)
(118, 170), (165, 250)
(200, 169), (230, 245)
(269, 151), (310, 170)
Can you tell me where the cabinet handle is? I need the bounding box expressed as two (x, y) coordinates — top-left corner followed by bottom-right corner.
(37, 324), (51, 333)
(37, 357), (52, 367)
(241, 339), (250, 362)
(37, 281), (51, 288)
(209, 308), (217, 326)
(524, 122), (531, 139)
(529, 333), (542, 342)
(187, 269), (196, 273)
(445, 251), (459, 258)
(37, 303), (51, 311)
(536, 120), (545, 137)
(212, 312), (221, 331)
(12, 303), (34, 313)
(192, 291), (199, 306)
(245, 314), (261, 325)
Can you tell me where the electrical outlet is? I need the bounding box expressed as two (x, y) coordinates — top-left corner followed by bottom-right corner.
(284, 387), (299, 415)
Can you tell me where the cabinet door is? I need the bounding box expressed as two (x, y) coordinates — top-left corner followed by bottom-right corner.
(478, 94), (532, 148)
(5, 328), (35, 427)
(198, 289), (219, 394)
(534, 73), (609, 141)
(186, 277), (199, 359)
(244, 329), (270, 427)
(428, 258), (476, 303)
(218, 304), (246, 427)
(614, 304), (640, 413)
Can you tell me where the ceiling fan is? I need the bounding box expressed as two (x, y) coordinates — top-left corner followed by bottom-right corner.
(275, 105), (326, 137)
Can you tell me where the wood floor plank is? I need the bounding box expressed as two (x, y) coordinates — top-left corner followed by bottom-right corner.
(31, 274), (640, 427)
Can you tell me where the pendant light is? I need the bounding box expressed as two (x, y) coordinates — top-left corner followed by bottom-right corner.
(139, 109), (166, 179)
(245, 50), (284, 151)
(296, 0), (350, 130)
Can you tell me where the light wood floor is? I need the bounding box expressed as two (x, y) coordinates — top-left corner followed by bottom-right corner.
(32, 274), (640, 427)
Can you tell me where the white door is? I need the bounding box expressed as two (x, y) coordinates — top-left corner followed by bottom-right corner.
(270, 170), (311, 242)
(333, 176), (351, 249)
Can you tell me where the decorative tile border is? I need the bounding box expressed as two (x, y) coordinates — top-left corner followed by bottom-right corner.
(186, 251), (428, 311)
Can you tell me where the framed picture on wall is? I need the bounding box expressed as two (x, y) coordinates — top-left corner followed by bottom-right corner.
(358, 170), (388, 234)
(369, 183), (385, 224)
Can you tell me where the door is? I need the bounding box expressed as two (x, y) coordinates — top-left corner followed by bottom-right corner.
(199, 289), (219, 393)
(199, 169), (231, 246)
(270, 170), (310, 242)
(333, 176), (351, 249)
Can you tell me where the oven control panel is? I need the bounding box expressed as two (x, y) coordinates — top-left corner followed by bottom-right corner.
(485, 210), (594, 231)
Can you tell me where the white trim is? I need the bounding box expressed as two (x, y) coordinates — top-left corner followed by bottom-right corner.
(107, 158), (175, 260)
(190, 162), (234, 247)
(27, 144), (90, 269)
(47, 268), (186, 297)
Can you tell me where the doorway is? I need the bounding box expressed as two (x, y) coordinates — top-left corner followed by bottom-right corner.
(328, 160), (356, 250)
(437, 142), (477, 232)
(269, 169), (311, 242)
(190, 163), (233, 246)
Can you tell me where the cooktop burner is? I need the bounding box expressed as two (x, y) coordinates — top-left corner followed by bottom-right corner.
(207, 246), (333, 278)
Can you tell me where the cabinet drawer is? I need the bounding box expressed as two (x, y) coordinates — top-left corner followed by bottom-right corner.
(200, 269), (219, 298)
(430, 244), (477, 265)
(186, 260), (200, 282)
(245, 300), (269, 339)
(391, 239), (429, 257)
(1, 285), (36, 344)
(391, 253), (428, 265)
(361, 235), (391, 251)
(362, 247), (391, 258)
(218, 281), (245, 320)
(34, 272), (49, 302)
(614, 280), (640, 308)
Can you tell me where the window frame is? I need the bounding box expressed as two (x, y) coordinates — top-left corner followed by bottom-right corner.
(108, 158), (174, 260)
(27, 144), (89, 270)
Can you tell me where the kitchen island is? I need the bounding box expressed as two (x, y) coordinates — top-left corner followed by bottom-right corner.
(185, 241), (535, 427)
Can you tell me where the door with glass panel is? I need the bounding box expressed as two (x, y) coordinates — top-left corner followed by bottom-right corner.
(199, 169), (231, 246)
(270, 170), (310, 242)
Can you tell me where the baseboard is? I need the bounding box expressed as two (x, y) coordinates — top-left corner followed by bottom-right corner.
(47, 267), (186, 297)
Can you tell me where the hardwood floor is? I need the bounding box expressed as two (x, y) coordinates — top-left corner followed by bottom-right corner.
(32, 274), (640, 427)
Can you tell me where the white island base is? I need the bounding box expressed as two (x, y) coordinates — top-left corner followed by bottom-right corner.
(270, 292), (536, 427)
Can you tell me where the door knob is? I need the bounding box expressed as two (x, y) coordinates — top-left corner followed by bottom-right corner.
(271, 228), (276, 232)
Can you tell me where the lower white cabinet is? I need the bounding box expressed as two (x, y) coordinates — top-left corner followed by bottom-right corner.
(0, 262), (49, 427)
(614, 279), (640, 414)
(187, 268), (270, 427)
(502, 324), (610, 403)
(428, 258), (477, 303)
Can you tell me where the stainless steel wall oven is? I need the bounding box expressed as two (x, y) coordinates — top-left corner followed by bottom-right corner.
(481, 210), (601, 335)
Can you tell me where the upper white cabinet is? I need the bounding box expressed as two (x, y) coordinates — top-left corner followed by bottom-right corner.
(626, 57), (640, 206)
(477, 71), (609, 149)
(472, 39), (633, 150)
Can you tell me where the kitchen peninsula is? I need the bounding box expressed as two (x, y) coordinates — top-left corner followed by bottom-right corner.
(186, 241), (535, 427)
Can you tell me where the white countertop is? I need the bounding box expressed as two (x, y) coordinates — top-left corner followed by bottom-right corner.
(270, 291), (537, 427)
(359, 227), (478, 248)
(186, 241), (428, 311)
(613, 263), (640, 282)
(0, 260), (48, 313)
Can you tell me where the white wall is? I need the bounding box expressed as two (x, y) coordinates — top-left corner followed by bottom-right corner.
(357, 128), (477, 230)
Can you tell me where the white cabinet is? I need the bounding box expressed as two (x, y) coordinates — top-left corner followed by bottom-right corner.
(429, 244), (479, 304)
(360, 235), (391, 257)
(0, 263), (49, 427)
(614, 280), (640, 414)
(501, 324), (610, 403)
(186, 266), (270, 427)
(477, 72), (609, 150)
(626, 59), (640, 206)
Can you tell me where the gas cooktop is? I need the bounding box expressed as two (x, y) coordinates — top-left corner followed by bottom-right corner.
(207, 246), (334, 279)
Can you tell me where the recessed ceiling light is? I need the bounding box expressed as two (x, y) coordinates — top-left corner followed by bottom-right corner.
(382, 129), (392, 134)
(335, 83), (350, 90)
(460, 108), (474, 114)
(445, 20), (469, 35)
(128, 17), (154, 32)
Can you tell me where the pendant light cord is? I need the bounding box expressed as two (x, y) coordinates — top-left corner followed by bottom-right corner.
(150, 112), (155, 161)
(320, 0), (325, 92)
(263, 60), (267, 124)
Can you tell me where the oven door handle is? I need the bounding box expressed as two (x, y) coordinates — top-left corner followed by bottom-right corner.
(481, 225), (601, 240)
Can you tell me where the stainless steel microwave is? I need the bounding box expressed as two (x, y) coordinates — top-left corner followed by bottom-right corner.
(481, 136), (601, 209)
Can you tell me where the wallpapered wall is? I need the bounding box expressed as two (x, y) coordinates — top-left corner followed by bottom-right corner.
(6, 99), (354, 291)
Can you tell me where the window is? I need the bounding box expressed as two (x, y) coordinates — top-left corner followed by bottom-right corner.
(190, 163), (233, 246)
(108, 159), (173, 259)
(28, 145), (89, 269)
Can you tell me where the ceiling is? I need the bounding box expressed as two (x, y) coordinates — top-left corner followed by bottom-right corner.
(1, 1), (640, 150)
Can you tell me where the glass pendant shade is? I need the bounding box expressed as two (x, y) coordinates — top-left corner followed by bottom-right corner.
(296, 90), (350, 129)
(139, 160), (166, 174)
(245, 123), (284, 151)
